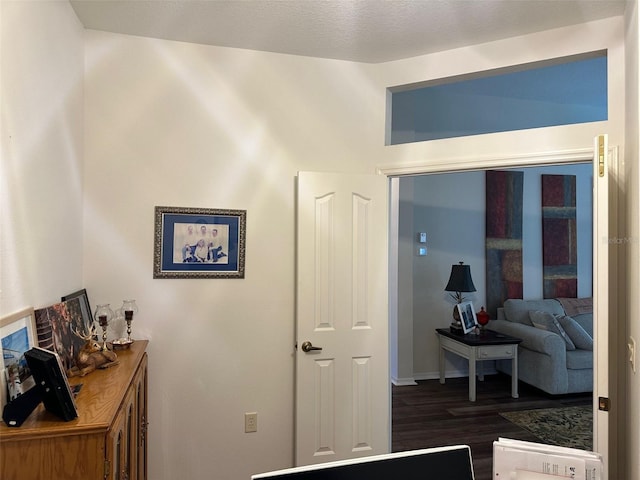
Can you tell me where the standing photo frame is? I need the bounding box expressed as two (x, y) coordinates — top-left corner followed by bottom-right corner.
(457, 301), (478, 334)
(1, 307), (37, 409)
(61, 288), (94, 331)
(154, 206), (246, 279)
(34, 300), (87, 373)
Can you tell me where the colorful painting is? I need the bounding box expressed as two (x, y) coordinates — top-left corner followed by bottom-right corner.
(34, 298), (88, 373)
(485, 170), (524, 317)
(542, 174), (577, 298)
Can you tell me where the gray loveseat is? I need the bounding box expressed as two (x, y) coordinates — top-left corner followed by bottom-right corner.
(488, 298), (593, 395)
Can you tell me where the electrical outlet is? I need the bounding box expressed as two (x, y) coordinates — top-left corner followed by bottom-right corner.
(245, 412), (258, 433)
(629, 337), (637, 373)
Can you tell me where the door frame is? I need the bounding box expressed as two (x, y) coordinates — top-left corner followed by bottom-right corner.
(379, 144), (620, 477)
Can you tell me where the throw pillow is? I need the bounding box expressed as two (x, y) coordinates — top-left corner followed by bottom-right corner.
(529, 310), (576, 350)
(555, 314), (593, 351)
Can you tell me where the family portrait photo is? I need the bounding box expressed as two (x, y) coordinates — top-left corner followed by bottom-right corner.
(154, 206), (246, 279)
(1, 308), (37, 406)
(173, 223), (230, 265)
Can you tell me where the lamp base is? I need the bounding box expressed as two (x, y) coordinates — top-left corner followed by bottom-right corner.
(449, 321), (464, 335)
(452, 304), (461, 322)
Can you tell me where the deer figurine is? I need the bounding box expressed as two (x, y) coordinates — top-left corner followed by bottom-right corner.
(68, 325), (119, 377)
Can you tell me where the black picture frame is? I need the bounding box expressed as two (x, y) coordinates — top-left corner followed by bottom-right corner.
(61, 288), (94, 330)
(24, 347), (78, 422)
(154, 206), (246, 279)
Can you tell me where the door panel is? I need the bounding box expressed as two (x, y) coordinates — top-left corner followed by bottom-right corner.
(295, 172), (389, 466)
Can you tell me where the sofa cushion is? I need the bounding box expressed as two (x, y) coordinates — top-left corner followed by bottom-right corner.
(503, 299), (564, 326)
(572, 313), (593, 337)
(556, 297), (592, 316)
(529, 310), (576, 350)
(566, 349), (593, 369)
(556, 315), (593, 351)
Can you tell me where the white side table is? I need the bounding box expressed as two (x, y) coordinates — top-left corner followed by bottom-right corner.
(436, 328), (522, 402)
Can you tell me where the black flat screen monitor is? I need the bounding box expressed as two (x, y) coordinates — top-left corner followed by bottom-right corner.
(24, 347), (78, 421)
(252, 446), (475, 480)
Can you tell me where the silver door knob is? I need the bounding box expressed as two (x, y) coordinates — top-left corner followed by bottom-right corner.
(301, 341), (322, 353)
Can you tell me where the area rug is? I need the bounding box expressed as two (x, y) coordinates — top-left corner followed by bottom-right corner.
(499, 406), (592, 450)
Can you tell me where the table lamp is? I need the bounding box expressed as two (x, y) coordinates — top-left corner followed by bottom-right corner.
(444, 261), (476, 332)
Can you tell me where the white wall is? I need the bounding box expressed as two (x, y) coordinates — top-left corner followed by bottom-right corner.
(406, 164), (593, 379)
(2, 5), (633, 480)
(82, 32), (387, 480)
(392, 177), (416, 385)
(0, 3), (84, 315)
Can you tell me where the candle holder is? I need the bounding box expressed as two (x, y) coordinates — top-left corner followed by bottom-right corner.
(109, 310), (126, 343)
(94, 304), (114, 351)
(114, 300), (138, 348)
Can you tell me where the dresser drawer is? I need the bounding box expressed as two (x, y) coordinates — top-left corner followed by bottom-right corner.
(477, 344), (516, 359)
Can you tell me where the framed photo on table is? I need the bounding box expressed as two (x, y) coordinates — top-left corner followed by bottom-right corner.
(154, 206), (246, 279)
(1, 307), (37, 409)
(457, 301), (478, 334)
(34, 299), (87, 373)
(62, 288), (94, 331)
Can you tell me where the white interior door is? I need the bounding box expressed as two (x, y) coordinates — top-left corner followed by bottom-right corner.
(593, 134), (611, 478)
(295, 171), (389, 466)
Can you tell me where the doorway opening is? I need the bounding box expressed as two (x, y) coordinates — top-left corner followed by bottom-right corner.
(384, 144), (617, 477)
(387, 160), (594, 480)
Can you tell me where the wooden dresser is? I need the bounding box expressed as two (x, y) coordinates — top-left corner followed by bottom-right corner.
(0, 340), (148, 480)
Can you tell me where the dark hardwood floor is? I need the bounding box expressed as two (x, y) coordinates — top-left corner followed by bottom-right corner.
(391, 374), (591, 480)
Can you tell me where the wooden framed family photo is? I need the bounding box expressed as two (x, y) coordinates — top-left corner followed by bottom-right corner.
(154, 206), (246, 279)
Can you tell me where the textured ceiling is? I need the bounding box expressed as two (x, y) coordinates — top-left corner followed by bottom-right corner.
(69, 0), (627, 63)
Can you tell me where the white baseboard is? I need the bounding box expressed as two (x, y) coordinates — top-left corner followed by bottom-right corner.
(391, 376), (418, 386)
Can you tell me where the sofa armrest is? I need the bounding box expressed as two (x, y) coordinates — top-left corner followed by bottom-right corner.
(488, 320), (566, 358)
